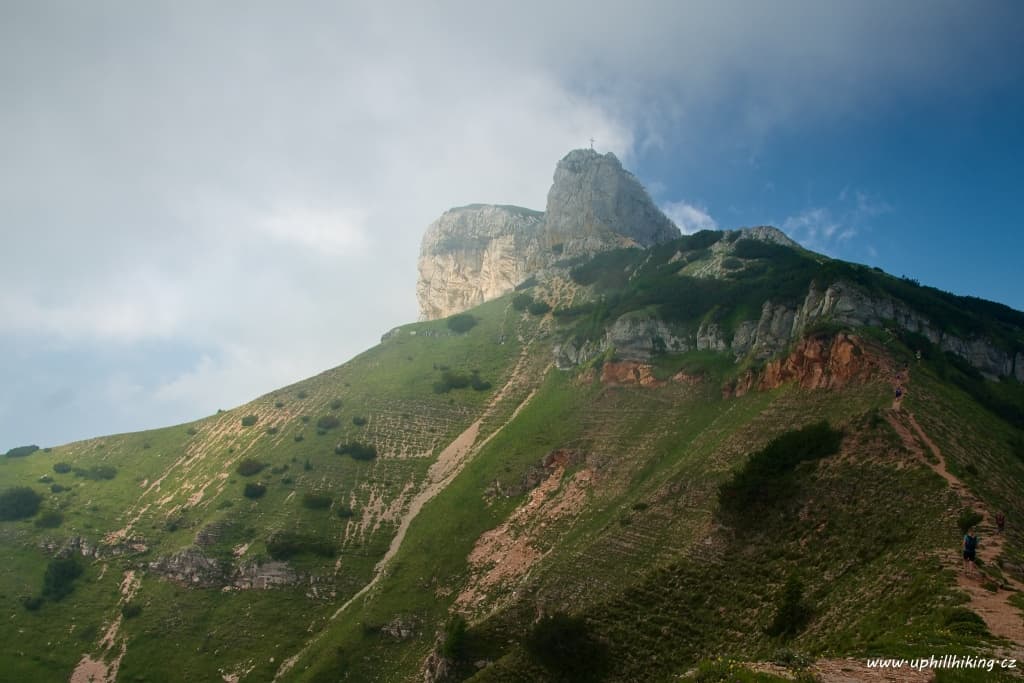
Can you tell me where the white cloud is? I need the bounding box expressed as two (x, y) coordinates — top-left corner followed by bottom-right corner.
(662, 200), (718, 235)
(0, 2), (1014, 447)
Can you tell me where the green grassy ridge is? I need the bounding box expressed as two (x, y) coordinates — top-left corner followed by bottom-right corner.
(0, 297), (531, 682)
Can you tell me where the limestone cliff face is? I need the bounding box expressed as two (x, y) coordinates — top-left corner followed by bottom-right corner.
(416, 204), (545, 321)
(541, 149), (679, 253)
(554, 279), (1024, 381)
(416, 150), (680, 320)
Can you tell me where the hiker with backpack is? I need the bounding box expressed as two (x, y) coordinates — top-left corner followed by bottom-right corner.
(996, 512), (1006, 534)
(963, 528), (979, 576)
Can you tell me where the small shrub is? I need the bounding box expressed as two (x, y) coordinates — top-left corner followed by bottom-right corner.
(335, 442), (377, 461)
(53, 463), (72, 474)
(441, 615), (467, 659)
(35, 511), (64, 528)
(266, 531), (336, 560)
(266, 426), (279, 435)
(243, 483), (266, 499)
(446, 313), (477, 333)
(5, 445), (39, 458)
(942, 607), (989, 637)
(303, 459), (313, 471)
(186, 427), (198, 436)
(236, 459), (266, 476)
(274, 400), (285, 408)
(336, 505), (354, 518)
(50, 484), (67, 494)
(765, 576), (812, 639)
(527, 300), (552, 316)
(330, 399), (343, 410)
(300, 415), (311, 423)
(470, 372), (491, 391)
(0, 487), (43, 520)
(293, 433), (304, 442)
(302, 493), (333, 510)
(240, 415), (259, 427)
(352, 416), (367, 427)
(270, 464), (289, 474)
(524, 613), (608, 680)
(317, 415), (341, 430)
(964, 463), (979, 476)
(297, 390), (309, 399)
(42, 557), (83, 601)
(121, 603), (143, 619)
(512, 293), (533, 311)
(73, 465), (117, 481)
(958, 509), (984, 534)
(21, 595), (43, 611)
(721, 256), (743, 270)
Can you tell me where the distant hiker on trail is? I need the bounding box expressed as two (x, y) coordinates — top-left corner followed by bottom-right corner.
(895, 386), (903, 400)
(963, 528), (979, 576)
(996, 512), (1006, 534)
(916, 350), (922, 363)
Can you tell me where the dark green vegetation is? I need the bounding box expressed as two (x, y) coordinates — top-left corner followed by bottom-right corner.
(41, 557), (84, 601)
(0, 486), (42, 520)
(334, 441), (377, 460)
(236, 458), (266, 476)
(5, 445), (40, 458)
(243, 482), (266, 499)
(0, 235), (1022, 683)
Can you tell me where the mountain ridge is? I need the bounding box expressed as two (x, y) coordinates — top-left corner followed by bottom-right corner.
(1, 150), (1023, 683)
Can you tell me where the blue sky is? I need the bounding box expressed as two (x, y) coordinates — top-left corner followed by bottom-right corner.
(1, 1), (1022, 450)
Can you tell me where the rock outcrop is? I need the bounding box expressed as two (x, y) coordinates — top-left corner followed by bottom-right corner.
(416, 204), (545, 321)
(555, 279), (1023, 381)
(416, 149), (680, 320)
(541, 149), (678, 253)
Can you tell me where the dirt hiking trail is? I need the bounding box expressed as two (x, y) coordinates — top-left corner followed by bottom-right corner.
(888, 409), (1024, 659)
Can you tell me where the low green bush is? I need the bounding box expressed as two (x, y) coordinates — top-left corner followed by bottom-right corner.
(512, 293), (533, 311)
(240, 415), (259, 427)
(243, 483), (266, 499)
(42, 557), (83, 601)
(73, 465), (117, 480)
(336, 505), (354, 518)
(330, 399), (343, 410)
(266, 531), (336, 560)
(21, 595), (43, 611)
(121, 603), (143, 619)
(317, 415), (341, 430)
(523, 612), (608, 681)
(5, 445), (39, 458)
(52, 463), (72, 474)
(236, 459), (266, 476)
(0, 487), (42, 520)
(352, 416), (367, 426)
(527, 300), (552, 315)
(302, 493), (333, 510)
(765, 576), (812, 639)
(446, 313), (477, 333)
(958, 509), (984, 533)
(34, 511), (64, 529)
(335, 442), (377, 461)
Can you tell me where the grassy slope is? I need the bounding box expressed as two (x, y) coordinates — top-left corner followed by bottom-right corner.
(0, 297), (530, 682)
(290, 331), (1022, 683)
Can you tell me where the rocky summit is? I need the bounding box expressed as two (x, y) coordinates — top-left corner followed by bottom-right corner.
(417, 149), (680, 320)
(2, 150), (1024, 683)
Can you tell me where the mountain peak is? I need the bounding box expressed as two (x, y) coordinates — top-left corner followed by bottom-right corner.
(544, 148), (678, 251)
